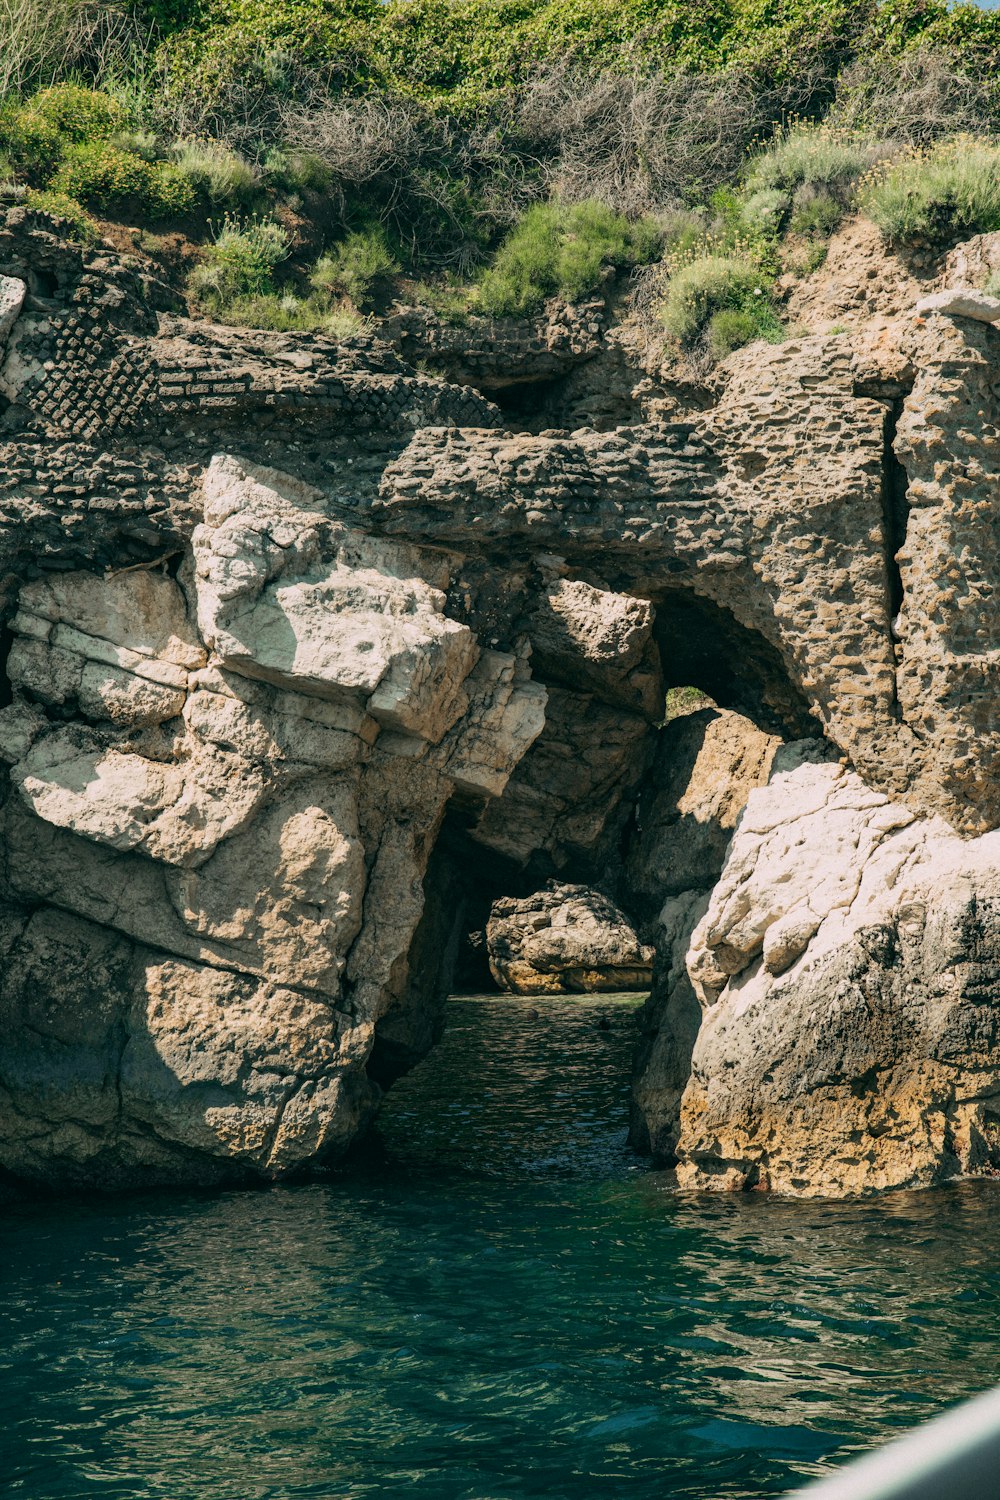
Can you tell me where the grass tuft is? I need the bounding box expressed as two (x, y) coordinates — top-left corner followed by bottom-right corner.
(859, 136), (1000, 245)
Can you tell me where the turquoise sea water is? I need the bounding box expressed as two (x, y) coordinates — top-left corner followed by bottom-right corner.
(3, 994), (1000, 1499)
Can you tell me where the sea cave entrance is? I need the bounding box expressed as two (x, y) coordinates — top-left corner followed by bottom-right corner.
(367, 585), (818, 1165)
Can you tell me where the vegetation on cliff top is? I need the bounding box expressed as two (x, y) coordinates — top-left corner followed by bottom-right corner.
(2, 0), (1000, 356)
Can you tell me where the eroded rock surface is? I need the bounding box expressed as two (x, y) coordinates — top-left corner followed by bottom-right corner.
(675, 747), (1000, 1196)
(628, 708), (784, 1160)
(4, 208), (1000, 1196)
(487, 883), (654, 994)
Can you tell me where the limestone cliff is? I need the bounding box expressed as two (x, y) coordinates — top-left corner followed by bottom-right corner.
(3, 204), (1000, 1196)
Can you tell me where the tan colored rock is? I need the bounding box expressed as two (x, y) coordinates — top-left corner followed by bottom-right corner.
(915, 288), (1000, 323)
(0, 445), (554, 1187)
(627, 707), (782, 918)
(195, 455), (477, 743)
(893, 312), (1000, 831)
(472, 683), (654, 875)
(526, 578), (663, 719)
(0, 904), (375, 1188)
(627, 708), (783, 1160)
(944, 231), (1000, 290)
(783, 215), (933, 333)
(424, 649), (547, 800)
(676, 746), (1000, 1197)
(487, 883), (654, 994)
(0, 274), (25, 344)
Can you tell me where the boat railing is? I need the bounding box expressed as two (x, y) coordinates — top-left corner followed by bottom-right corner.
(786, 1384), (1000, 1499)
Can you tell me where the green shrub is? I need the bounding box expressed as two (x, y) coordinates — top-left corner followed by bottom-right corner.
(311, 228), (399, 307)
(659, 208), (709, 260)
(112, 130), (161, 162)
(788, 185), (842, 237)
(660, 252), (776, 345)
(262, 148), (332, 195)
(738, 187), (788, 239)
(707, 302), (785, 358)
(412, 275), (476, 324)
(859, 136), (1000, 245)
(479, 199), (661, 317)
(54, 143), (196, 219)
(24, 188), (98, 243)
(189, 214), (292, 305)
(0, 107), (63, 183)
(171, 138), (259, 208)
(746, 124), (889, 197)
(986, 270), (1000, 298)
(29, 84), (124, 142)
(216, 290), (366, 337)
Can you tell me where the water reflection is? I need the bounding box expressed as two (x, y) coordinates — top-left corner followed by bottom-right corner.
(1, 996), (998, 1499)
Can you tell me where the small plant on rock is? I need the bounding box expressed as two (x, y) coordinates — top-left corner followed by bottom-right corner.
(171, 139), (260, 209)
(746, 123), (890, 199)
(54, 141), (196, 219)
(860, 136), (1000, 245)
(479, 199), (662, 318)
(311, 228), (399, 309)
(660, 251), (782, 353)
(189, 214), (292, 308)
(24, 188), (98, 242)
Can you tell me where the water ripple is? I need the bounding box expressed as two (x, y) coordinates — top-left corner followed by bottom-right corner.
(1, 996), (999, 1498)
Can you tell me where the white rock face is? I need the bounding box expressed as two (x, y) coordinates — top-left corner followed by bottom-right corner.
(675, 745), (1000, 1197)
(195, 455), (478, 741)
(0, 456), (551, 1188)
(0, 274), (25, 344)
(915, 288), (1000, 323)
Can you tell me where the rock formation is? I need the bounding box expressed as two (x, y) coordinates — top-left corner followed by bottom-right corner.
(4, 202), (1000, 1195)
(675, 745), (1000, 1197)
(627, 707), (784, 1159)
(486, 883), (654, 994)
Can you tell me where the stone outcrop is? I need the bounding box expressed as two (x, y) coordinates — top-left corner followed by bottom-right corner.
(4, 205), (1000, 1196)
(486, 883), (654, 994)
(0, 451), (546, 1187)
(675, 746), (1000, 1196)
(627, 708), (784, 1160)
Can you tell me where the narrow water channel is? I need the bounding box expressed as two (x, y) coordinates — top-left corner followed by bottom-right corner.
(2, 994), (999, 1499)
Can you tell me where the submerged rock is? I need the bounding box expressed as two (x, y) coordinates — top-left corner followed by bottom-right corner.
(486, 884), (654, 995)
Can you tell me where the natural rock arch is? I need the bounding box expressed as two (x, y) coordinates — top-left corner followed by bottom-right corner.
(3, 212), (1000, 1196)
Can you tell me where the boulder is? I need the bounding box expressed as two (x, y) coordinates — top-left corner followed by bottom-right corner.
(0, 464), (548, 1188)
(486, 882), (654, 995)
(675, 745), (1000, 1197)
(0, 274), (25, 344)
(915, 288), (1000, 323)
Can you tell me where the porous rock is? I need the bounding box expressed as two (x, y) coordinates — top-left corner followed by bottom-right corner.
(486, 883), (654, 995)
(4, 210), (1000, 1197)
(674, 746), (1000, 1197)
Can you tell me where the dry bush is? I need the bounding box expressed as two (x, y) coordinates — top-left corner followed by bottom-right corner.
(281, 93), (425, 185)
(280, 93), (537, 271)
(0, 0), (128, 99)
(832, 45), (1000, 146)
(514, 62), (830, 213)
